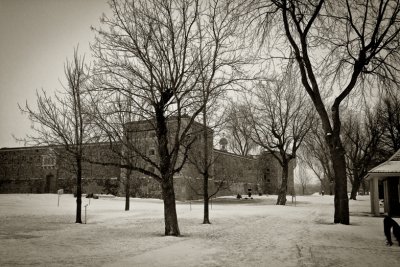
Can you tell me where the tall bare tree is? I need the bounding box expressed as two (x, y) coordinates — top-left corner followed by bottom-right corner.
(342, 109), (384, 200)
(91, 0), (242, 235)
(85, 91), (146, 211)
(225, 102), (257, 156)
(301, 125), (334, 196)
(247, 0), (400, 224)
(377, 94), (400, 157)
(187, 102), (240, 224)
(193, 0), (245, 224)
(247, 64), (315, 205)
(296, 160), (311, 195)
(19, 48), (91, 223)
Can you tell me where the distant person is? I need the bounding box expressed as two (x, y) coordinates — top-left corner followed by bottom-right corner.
(321, 190), (325, 196)
(384, 216), (400, 246)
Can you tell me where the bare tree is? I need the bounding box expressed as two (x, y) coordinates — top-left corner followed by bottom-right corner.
(342, 110), (384, 199)
(190, 105), (224, 225)
(225, 102), (257, 156)
(90, 0), (242, 235)
(85, 92), (146, 211)
(247, 63), (315, 205)
(247, 0), (400, 224)
(296, 160), (310, 195)
(187, 102), (242, 224)
(182, 0), (244, 224)
(301, 123), (334, 195)
(19, 48), (91, 224)
(377, 93), (400, 157)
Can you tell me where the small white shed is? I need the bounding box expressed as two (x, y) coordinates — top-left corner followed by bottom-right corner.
(365, 149), (400, 217)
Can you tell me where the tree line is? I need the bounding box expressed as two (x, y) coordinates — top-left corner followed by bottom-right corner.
(300, 93), (400, 199)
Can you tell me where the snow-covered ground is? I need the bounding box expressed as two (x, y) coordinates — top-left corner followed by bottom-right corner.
(0, 193), (399, 267)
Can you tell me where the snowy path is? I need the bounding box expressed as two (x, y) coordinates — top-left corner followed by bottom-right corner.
(0, 194), (400, 266)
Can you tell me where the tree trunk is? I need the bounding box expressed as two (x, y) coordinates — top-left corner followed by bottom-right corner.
(161, 177), (180, 236)
(329, 180), (334, 196)
(76, 157), (82, 224)
(202, 110), (211, 224)
(350, 177), (361, 200)
(276, 160), (289, 205)
(125, 168), (131, 211)
(155, 104), (180, 236)
(323, 103), (349, 224)
(362, 180), (367, 195)
(203, 172), (210, 224)
(330, 144), (349, 224)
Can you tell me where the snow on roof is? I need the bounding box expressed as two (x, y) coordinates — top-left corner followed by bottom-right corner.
(388, 148), (400, 161)
(367, 148), (400, 176)
(368, 161), (400, 173)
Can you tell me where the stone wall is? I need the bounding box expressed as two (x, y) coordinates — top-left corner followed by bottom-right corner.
(213, 150), (259, 196)
(257, 151), (296, 195)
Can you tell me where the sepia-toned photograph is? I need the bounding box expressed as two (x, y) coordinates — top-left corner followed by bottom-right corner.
(1, 0), (400, 266)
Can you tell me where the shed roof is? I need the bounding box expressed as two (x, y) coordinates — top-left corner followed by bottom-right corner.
(366, 149), (400, 179)
(369, 161), (400, 173)
(389, 149), (400, 161)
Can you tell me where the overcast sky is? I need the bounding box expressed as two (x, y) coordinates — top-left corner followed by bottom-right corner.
(0, 0), (108, 148)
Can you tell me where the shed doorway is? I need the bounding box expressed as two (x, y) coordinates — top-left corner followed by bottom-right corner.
(384, 177), (400, 217)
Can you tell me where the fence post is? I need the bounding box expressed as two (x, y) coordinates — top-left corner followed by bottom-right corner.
(84, 204), (88, 224)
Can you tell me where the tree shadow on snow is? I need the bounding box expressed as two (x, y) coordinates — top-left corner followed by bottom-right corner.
(314, 218), (361, 226)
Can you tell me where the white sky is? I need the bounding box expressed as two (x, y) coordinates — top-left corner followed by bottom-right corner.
(0, 0), (109, 148)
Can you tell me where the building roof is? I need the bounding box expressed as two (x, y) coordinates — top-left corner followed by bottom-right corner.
(0, 142), (120, 152)
(213, 149), (257, 161)
(366, 149), (400, 179)
(124, 115), (212, 132)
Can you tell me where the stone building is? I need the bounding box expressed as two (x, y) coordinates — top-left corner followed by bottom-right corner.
(0, 146), (58, 193)
(0, 143), (121, 195)
(0, 118), (295, 200)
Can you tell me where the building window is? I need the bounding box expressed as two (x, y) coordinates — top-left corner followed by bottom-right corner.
(42, 155), (56, 168)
